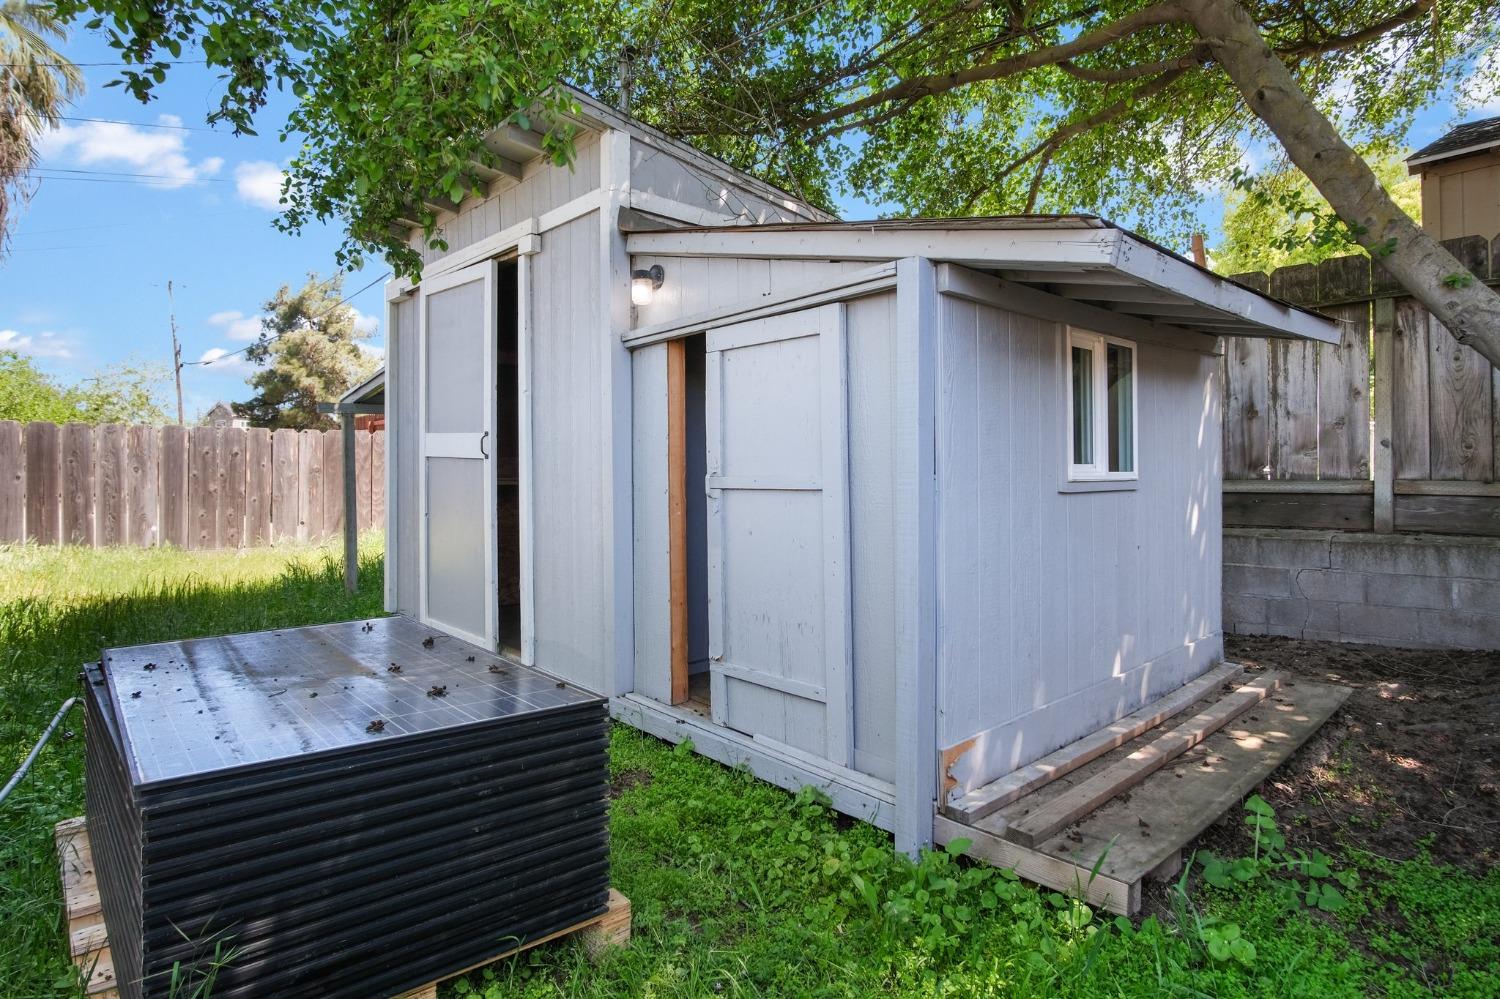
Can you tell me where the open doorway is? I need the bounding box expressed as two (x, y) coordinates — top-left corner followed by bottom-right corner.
(670, 334), (712, 713)
(496, 259), (523, 657)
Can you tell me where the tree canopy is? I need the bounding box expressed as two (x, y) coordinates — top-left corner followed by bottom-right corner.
(53, 0), (1500, 359)
(1214, 147), (1423, 276)
(0, 350), (169, 424)
(232, 271), (380, 430)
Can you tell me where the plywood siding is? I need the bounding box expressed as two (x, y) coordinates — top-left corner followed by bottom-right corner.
(1419, 151), (1500, 242)
(415, 130), (601, 267)
(935, 292), (1223, 798)
(628, 255), (871, 329)
(631, 342), (672, 703)
(629, 140), (815, 225)
(529, 211), (611, 692)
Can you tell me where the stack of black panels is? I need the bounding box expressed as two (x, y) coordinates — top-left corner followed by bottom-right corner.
(83, 617), (610, 999)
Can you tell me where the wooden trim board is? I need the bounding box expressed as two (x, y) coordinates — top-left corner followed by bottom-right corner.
(943, 663), (1244, 821)
(53, 816), (630, 999)
(1006, 672), (1282, 848)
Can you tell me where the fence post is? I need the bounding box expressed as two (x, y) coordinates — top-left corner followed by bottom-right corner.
(1372, 297), (1396, 533)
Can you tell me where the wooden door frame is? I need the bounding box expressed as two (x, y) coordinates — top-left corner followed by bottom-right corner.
(667, 338), (690, 703)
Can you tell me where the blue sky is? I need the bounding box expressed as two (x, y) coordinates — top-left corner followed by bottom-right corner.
(2, 28), (1495, 420)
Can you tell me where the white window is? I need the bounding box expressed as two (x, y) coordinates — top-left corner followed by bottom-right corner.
(1067, 329), (1137, 481)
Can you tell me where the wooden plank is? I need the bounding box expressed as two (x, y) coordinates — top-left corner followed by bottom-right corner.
(1391, 298), (1431, 478)
(1427, 312), (1493, 480)
(124, 426), (159, 547)
(1373, 298), (1396, 532)
(1268, 340), (1319, 479)
(1006, 673), (1282, 849)
(371, 430), (386, 530)
(944, 663), (1244, 822)
(300, 430), (325, 541)
(356, 429), (374, 531)
(221, 427), (248, 548)
(1316, 302), (1371, 480)
(323, 427), (345, 540)
(270, 428), (300, 542)
(0, 420), (23, 542)
(1394, 494), (1500, 536)
(667, 338), (689, 705)
(25, 422), (61, 544)
(188, 426), (221, 549)
(95, 425), (126, 547)
(60, 423), (95, 546)
(158, 425), (188, 548)
(1222, 490), (1374, 531)
(934, 813), (1138, 915)
(245, 428), (273, 546)
(1222, 336), (1270, 478)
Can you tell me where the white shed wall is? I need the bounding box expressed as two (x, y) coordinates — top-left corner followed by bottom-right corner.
(935, 291), (1223, 799)
(629, 141), (817, 226)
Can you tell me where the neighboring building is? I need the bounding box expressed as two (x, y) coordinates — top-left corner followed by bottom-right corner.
(340, 368), (386, 432)
(202, 402), (249, 429)
(1407, 115), (1500, 240)
(378, 88), (1339, 860)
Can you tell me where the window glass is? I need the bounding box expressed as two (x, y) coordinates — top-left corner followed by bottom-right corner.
(1071, 345), (1094, 466)
(1107, 342), (1134, 473)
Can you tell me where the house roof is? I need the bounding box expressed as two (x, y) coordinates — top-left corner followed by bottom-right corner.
(624, 216), (1343, 344)
(1407, 115), (1500, 169)
(340, 368), (385, 405)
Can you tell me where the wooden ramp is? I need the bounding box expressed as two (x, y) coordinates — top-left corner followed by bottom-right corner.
(935, 669), (1351, 915)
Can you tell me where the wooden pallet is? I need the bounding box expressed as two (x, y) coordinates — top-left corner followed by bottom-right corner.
(54, 817), (630, 999)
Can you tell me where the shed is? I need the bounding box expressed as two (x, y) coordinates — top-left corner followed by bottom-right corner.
(380, 90), (1341, 879)
(1407, 114), (1500, 240)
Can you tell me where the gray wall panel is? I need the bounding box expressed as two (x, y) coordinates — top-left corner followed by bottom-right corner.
(631, 343), (670, 702)
(393, 295), (421, 617)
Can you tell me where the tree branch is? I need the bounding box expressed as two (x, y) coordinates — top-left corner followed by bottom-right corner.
(1057, 47), (1207, 82)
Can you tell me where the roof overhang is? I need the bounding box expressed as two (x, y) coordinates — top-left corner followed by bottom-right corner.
(340, 368), (385, 406)
(624, 219), (1341, 344)
(1406, 137), (1500, 170)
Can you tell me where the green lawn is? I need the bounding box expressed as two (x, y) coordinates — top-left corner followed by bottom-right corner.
(2, 543), (1496, 998)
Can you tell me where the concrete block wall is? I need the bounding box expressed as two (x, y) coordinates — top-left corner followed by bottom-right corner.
(1224, 528), (1500, 650)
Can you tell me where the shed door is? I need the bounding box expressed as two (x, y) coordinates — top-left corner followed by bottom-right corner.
(706, 304), (853, 765)
(418, 260), (498, 650)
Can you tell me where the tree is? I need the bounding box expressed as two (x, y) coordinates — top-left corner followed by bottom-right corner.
(55, 1), (1500, 364)
(233, 272), (379, 430)
(1214, 147), (1423, 275)
(0, 350), (170, 423)
(1, 0), (84, 250)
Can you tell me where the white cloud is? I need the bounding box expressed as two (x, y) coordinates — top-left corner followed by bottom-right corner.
(351, 308), (380, 336)
(39, 115), (223, 189)
(234, 161), (286, 210)
(0, 328), (74, 359)
(208, 309), (265, 341)
(197, 347), (254, 373)
(357, 342), (385, 360)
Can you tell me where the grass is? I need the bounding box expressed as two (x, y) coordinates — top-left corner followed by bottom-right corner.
(2, 542), (1497, 997)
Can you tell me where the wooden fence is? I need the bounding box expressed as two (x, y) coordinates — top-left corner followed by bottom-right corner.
(1222, 231), (1500, 536)
(0, 422), (385, 549)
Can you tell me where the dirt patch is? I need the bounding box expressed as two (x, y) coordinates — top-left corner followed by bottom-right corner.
(1189, 636), (1500, 873)
(609, 767), (654, 800)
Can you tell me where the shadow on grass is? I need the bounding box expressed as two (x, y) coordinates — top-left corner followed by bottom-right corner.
(0, 548), (386, 999)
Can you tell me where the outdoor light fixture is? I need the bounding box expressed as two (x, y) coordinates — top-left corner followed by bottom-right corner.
(631, 265), (665, 306)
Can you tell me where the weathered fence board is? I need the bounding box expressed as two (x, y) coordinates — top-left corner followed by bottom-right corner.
(0, 421), (23, 542)
(1224, 234), (1500, 535)
(0, 421), (384, 549)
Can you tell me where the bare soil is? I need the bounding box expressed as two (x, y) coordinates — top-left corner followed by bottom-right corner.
(1193, 635), (1500, 872)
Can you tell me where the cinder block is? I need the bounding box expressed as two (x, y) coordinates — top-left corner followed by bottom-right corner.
(1293, 569), (1367, 603)
(1454, 579), (1500, 614)
(1223, 529), (1336, 569)
(1224, 594), (1268, 625)
(1338, 603), (1423, 643)
(1263, 596), (1308, 628)
(1365, 573), (1454, 610)
(1418, 610), (1500, 650)
(1224, 563), (1295, 598)
(1331, 533), (1500, 579)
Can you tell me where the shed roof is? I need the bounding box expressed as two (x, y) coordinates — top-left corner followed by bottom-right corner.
(340, 367), (385, 405)
(624, 216), (1342, 344)
(1407, 115), (1500, 169)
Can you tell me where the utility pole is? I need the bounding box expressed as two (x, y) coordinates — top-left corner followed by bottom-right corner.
(167, 279), (185, 426)
(617, 46), (637, 115)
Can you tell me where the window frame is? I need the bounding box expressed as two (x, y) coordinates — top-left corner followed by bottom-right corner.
(1065, 327), (1140, 483)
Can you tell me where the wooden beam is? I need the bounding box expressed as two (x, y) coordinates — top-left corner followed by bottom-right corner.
(487, 123), (546, 158)
(1046, 283), (1186, 304)
(1006, 673), (1281, 849)
(1373, 297), (1396, 532)
(667, 338), (689, 705)
(934, 814), (1139, 915)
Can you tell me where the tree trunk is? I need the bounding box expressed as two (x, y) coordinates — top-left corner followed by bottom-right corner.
(1182, 0), (1500, 367)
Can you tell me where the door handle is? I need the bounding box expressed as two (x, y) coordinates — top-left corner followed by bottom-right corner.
(479, 430), (489, 459)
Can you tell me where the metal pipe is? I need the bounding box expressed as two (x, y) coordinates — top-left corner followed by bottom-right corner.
(1, 698), (78, 806)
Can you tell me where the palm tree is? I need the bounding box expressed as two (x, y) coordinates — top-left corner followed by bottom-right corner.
(1, 1), (84, 251)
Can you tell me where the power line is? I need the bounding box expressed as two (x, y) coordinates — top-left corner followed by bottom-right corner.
(19, 111), (224, 133)
(192, 272), (392, 367)
(34, 166), (231, 183)
(0, 59), (207, 68)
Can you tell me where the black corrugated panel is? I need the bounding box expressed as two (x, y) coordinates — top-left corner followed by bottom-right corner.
(84, 618), (612, 999)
